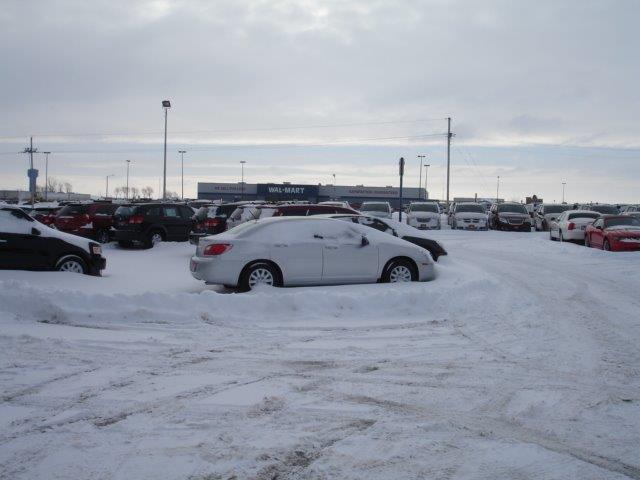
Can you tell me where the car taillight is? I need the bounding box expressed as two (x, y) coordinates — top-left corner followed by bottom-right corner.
(203, 243), (233, 256)
(129, 215), (144, 224)
(204, 218), (220, 228)
(568, 222), (575, 230)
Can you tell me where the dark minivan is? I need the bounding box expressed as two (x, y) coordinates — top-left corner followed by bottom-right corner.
(113, 203), (195, 248)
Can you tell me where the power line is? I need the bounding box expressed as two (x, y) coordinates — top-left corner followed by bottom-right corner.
(0, 117), (448, 140)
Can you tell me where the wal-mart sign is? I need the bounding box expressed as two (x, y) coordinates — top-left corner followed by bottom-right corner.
(257, 183), (319, 200)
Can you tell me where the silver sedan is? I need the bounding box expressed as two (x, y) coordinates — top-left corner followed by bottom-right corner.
(190, 217), (436, 290)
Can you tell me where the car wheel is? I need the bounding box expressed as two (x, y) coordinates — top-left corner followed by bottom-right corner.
(96, 229), (110, 244)
(383, 259), (417, 283)
(56, 255), (87, 274)
(240, 262), (281, 291)
(604, 239), (611, 251)
(145, 230), (164, 249)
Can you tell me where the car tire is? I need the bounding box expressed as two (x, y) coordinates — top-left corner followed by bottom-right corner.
(96, 229), (110, 244)
(145, 230), (164, 249)
(604, 239), (611, 251)
(239, 262), (282, 291)
(382, 258), (418, 283)
(55, 255), (87, 274)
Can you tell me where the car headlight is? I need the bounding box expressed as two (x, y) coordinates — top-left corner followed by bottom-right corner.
(90, 244), (102, 255)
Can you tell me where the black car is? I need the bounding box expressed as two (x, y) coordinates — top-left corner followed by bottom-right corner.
(113, 203), (195, 248)
(189, 203), (247, 245)
(328, 214), (448, 261)
(0, 206), (106, 275)
(488, 203), (532, 231)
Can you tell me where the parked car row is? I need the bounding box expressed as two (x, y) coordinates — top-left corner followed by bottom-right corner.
(549, 210), (640, 251)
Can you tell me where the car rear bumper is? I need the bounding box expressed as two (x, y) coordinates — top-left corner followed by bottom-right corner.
(113, 229), (145, 242)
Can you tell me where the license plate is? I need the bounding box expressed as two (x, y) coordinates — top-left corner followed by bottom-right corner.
(420, 224), (427, 228)
(468, 224), (476, 229)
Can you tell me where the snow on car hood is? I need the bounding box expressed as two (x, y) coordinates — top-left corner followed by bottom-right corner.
(606, 226), (640, 234)
(454, 212), (487, 220)
(38, 222), (93, 253)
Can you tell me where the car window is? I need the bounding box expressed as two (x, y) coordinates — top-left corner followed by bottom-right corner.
(410, 203), (439, 213)
(0, 209), (34, 234)
(146, 207), (162, 217)
(163, 206), (180, 218)
(592, 219), (603, 228)
(456, 204), (485, 213)
(58, 204), (88, 216)
(497, 204), (527, 214)
(280, 208), (307, 216)
(361, 203), (390, 212)
(567, 212), (599, 220)
(179, 206), (194, 219)
(315, 221), (361, 243)
(355, 216), (392, 233)
(605, 217), (640, 228)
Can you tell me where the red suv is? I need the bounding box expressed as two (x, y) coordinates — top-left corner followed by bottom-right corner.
(54, 202), (120, 244)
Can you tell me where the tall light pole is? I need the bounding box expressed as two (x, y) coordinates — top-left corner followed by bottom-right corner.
(126, 160), (131, 199)
(417, 154), (426, 199)
(333, 173), (336, 199)
(106, 174), (115, 198)
(162, 100), (171, 200)
(178, 150), (186, 199)
(240, 161), (246, 200)
(43, 151), (51, 201)
(562, 182), (566, 204)
(496, 175), (500, 203)
(424, 164), (430, 200)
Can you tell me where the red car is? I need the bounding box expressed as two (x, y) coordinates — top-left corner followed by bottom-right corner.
(584, 215), (640, 251)
(25, 205), (61, 226)
(54, 202), (121, 244)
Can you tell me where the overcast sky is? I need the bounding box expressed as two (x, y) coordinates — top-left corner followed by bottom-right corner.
(1, 0), (639, 202)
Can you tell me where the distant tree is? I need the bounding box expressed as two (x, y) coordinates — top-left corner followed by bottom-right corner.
(129, 186), (140, 199)
(64, 182), (72, 194)
(141, 186), (154, 199)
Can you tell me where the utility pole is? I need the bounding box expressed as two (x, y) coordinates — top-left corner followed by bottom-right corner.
(162, 100), (171, 200)
(126, 160), (131, 199)
(496, 175), (500, 203)
(562, 182), (566, 204)
(398, 157), (405, 222)
(43, 151), (51, 201)
(240, 161), (246, 200)
(424, 164), (430, 200)
(417, 154), (426, 199)
(446, 117), (452, 212)
(178, 150), (186, 199)
(23, 137), (38, 204)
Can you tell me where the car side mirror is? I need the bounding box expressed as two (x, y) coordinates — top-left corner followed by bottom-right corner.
(361, 235), (370, 247)
(31, 227), (41, 236)
(596, 225), (603, 230)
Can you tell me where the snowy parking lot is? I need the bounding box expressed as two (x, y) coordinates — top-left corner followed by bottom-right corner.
(1, 230), (639, 479)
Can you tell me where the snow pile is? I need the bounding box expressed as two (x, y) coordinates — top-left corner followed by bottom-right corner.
(1, 234), (639, 479)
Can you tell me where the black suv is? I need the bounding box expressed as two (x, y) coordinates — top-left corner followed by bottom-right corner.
(189, 203), (247, 245)
(113, 203), (195, 248)
(488, 203), (532, 231)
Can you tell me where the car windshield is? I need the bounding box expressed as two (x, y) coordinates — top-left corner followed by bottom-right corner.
(361, 203), (389, 212)
(567, 212), (599, 220)
(590, 205), (619, 214)
(545, 205), (570, 214)
(605, 217), (640, 228)
(411, 203), (438, 213)
(456, 204), (485, 213)
(498, 204), (527, 214)
(58, 204), (88, 215)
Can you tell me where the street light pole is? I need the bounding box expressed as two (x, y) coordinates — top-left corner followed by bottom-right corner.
(106, 174), (115, 198)
(496, 175), (500, 203)
(424, 164), (430, 200)
(562, 182), (566, 204)
(178, 150), (186, 199)
(161, 100), (171, 200)
(43, 151), (51, 201)
(333, 173), (336, 199)
(417, 154), (426, 199)
(126, 160), (131, 200)
(240, 161), (246, 200)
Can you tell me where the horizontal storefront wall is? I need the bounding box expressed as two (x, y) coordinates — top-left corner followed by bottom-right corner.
(197, 182), (427, 206)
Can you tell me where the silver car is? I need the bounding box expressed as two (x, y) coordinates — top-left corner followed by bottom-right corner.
(360, 201), (392, 219)
(190, 217), (435, 290)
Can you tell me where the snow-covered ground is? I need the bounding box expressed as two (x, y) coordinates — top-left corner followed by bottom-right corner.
(1, 231), (639, 479)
